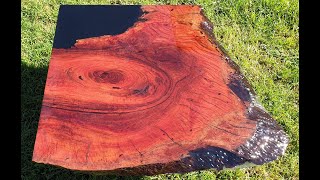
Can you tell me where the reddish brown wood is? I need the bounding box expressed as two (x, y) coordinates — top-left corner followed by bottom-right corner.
(33, 5), (288, 175)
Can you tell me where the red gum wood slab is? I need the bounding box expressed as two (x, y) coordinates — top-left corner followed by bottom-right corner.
(33, 5), (289, 175)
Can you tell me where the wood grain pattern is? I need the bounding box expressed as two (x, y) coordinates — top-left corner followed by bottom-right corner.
(33, 5), (288, 175)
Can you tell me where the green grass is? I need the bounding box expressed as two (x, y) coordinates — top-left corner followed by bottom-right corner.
(21, 0), (299, 179)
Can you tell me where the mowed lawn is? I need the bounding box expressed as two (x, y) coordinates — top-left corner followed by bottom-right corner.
(21, 0), (299, 179)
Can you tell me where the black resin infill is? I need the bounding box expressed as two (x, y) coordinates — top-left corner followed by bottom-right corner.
(53, 5), (143, 48)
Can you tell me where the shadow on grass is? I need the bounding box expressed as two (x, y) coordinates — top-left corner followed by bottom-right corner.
(21, 62), (143, 180)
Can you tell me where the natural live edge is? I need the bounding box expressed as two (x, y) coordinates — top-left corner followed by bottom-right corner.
(40, 146), (255, 176)
(198, 5), (289, 165)
(33, 5), (289, 175)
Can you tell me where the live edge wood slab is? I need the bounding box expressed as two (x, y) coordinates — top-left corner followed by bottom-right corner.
(33, 5), (289, 175)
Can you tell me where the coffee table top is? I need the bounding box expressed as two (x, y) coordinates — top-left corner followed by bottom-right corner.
(32, 5), (289, 175)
